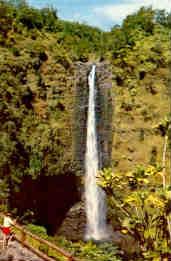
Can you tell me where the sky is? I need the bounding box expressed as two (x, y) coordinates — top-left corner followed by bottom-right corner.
(28, 0), (171, 30)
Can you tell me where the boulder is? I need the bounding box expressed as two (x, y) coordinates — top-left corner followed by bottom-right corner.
(57, 201), (86, 241)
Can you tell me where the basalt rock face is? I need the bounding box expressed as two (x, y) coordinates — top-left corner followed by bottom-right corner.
(96, 63), (113, 168)
(73, 62), (89, 175)
(57, 201), (86, 241)
(73, 62), (113, 175)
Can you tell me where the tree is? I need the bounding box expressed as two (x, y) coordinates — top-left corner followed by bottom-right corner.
(40, 7), (58, 31)
(122, 7), (155, 46)
(16, 5), (44, 29)
(0, 1), (14, 39)
(155, 10), (168, 26)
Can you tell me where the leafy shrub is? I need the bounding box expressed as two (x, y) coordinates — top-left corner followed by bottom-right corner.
(78, 241), (120, 261)
(39, 243), (49, 254)
(26, 223), (48, 239)
(54, 237), (121, 261)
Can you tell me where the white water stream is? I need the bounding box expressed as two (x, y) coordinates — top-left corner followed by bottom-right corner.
(85, 65), (109, 241)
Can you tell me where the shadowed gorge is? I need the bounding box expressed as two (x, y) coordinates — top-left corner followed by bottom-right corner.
(10, 174), (80, 235)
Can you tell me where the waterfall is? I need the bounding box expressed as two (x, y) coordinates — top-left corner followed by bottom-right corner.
(85, 64), (109, 241)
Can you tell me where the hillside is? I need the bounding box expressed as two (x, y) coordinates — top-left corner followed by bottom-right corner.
(111, 25), (170, 172)
(0, 0), (102, 188)
(0, 2), (170, 184)
(0, 1), (171, 259)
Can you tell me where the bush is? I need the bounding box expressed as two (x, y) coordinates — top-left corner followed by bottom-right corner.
(26, 223), (48, 239)
(54, 237), (121, 261)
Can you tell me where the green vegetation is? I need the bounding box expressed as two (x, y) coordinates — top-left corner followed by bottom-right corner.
(26, 223), (48, 239)
(55, 239), (120, 261)
(0, 1), (171, 260)
(99, 164), (171, 259)
(25, 224), (121, 261)
(109, 9), (171, 172)
(0, 0), (103, 193)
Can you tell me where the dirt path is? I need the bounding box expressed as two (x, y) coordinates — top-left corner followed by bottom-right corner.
(0, 231), (44, 261)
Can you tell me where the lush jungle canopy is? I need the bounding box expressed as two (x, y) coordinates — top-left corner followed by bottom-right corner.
(0, 0), (171, 260)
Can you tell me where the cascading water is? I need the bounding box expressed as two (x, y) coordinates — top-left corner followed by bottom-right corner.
(85, 64), (109, 241)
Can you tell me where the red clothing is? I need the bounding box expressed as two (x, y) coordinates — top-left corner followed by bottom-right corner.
(2, 227), (11, 235)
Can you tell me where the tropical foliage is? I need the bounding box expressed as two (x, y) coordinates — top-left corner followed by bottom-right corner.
(99, 164), (171, 259)
(0, 1), (171, 259)
(25, 226), (121, 261)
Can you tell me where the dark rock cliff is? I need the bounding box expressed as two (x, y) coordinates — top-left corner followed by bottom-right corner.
(73, 62), (113, 175)
(96, 62), (113, 168)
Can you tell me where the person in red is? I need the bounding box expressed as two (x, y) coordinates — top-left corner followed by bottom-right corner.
(2, 212), (15, 249)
